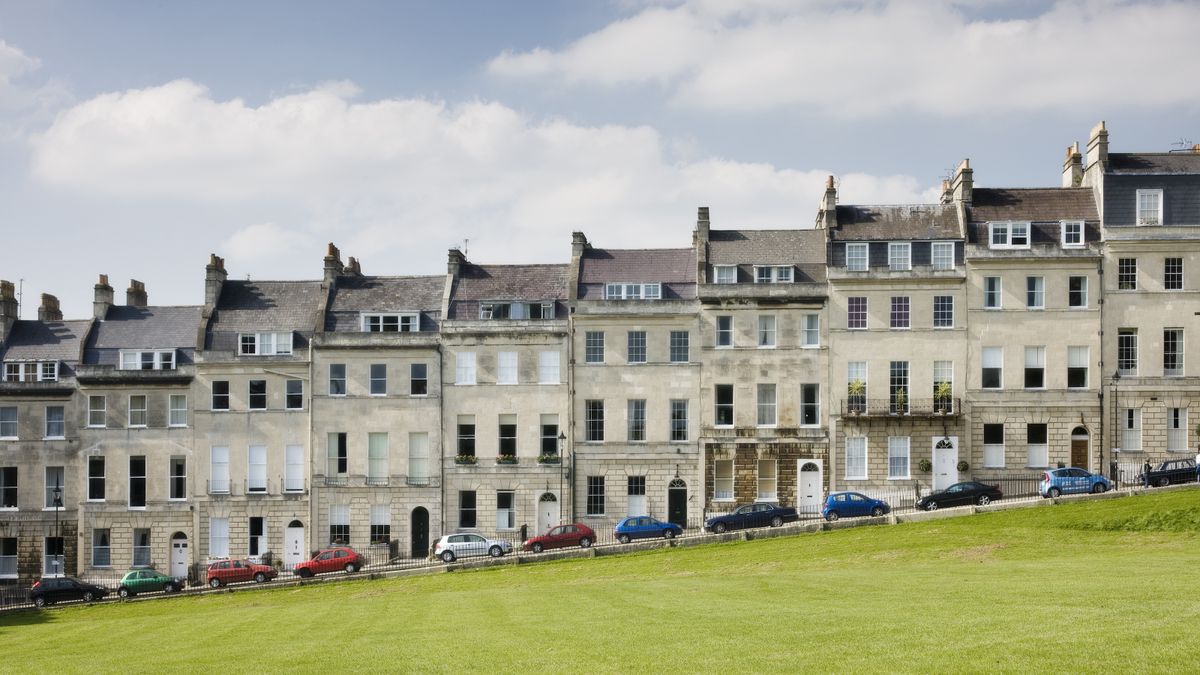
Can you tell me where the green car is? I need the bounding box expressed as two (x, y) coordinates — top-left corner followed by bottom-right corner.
(117, 569), (183, 598)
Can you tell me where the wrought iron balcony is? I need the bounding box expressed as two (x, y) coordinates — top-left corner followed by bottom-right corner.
(841, 398), (961, 418)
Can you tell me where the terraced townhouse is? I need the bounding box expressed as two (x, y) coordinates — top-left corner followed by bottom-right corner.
(1, 121), (1197, 592)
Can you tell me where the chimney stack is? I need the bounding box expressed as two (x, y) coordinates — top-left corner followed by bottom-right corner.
(126, 279), (148, 307)
(571, 231), (589, 259)
(323, 243), (344, 283)
(951, 159), (973, 205)
(447, 248), (466, 279)
(939, 179), (953, 204)
(204, 254), (227, 308)
(345, 256), (362, 276)
(93, 274), (114, 320)
(1062, 142), (1083, 188)
(0, 280), (18, 343)
(39, 293), (62, 322)
(817, 176), (838, 229)
(695, 207), (711, 243)
(1086, 120), (1108, 170)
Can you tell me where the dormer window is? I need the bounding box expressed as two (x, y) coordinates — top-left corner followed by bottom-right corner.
(1136, 189), (1162, 226)
(119, 350), (176, 371)
(604, 283), (661, 300)
(362, 313), (419, 332)
(713, 265), (737, 284)
(3, 361), (58, 382)
(1061, 221), (1084, 248)
(238, 332), (293, 356)
(845, 243), (868, 271)
(887, 243), (911, 271)
(989, 222), (1031, 249)
(479, 302), (556, 320)
(931, 242), (955, 270)
(753, 266), (793, 283)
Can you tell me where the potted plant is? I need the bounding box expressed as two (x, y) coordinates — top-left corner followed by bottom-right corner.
(956, 460), (970, 472)
(917, 458), (933, 472)
(536, 453), (561, 464)
(455, 454), (477, 465)
(891, 387), (907, 414)
(934, 381), (953, 413)
(847, 379), (866, 414)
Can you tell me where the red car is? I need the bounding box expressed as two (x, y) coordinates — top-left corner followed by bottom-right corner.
(522, 523), (596, 553)
(206, 558), (278, 588)
(293, 547), (364, 578)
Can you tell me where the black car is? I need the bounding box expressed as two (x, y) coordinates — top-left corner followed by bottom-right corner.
(29, 576), (109, 608)
(1137, 459), (1197, 487)
(705, 503), (800, 533)
(916, 482), (1003, 511)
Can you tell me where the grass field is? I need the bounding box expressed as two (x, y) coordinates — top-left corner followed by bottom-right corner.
(3, 489), (1199, 674)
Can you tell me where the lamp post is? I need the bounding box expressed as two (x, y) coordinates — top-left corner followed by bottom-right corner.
(1111, 370), (1121, 482)
(557, 431), (566, 524)
(52, 481), (62, 576)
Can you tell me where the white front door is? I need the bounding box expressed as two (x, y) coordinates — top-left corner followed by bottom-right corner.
(933, 437), (959, 491)
(170, 537), (189, 578)
(537, 494), (560, 533)
(797, 461), (823, 516)
(284, 526), (305, 570)
(627, 494), (647, 517)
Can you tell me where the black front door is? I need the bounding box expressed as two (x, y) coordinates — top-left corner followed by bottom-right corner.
(410, 507), (429, 558)
(668, 486), (687, 527)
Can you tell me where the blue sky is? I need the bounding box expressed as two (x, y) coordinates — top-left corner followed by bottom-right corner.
(2, 0), (1198, 316)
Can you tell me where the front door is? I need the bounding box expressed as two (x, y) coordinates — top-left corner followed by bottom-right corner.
(667, 479), (687, 527)
(1071, 427), (1089, 469)
(170, 533), (188, 578)
(933, 437), (959, 491)
(284, 521), (305, 570)
(410, 507), (429, 559)
(797, 461), (822, 517)
(537, 493), (559, 533)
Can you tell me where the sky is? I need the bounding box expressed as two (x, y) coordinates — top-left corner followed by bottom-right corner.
(1, 0), (1198, 318)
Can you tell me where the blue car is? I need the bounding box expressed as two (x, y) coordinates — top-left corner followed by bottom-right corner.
(614, 516), (683, 544)
(1040, 467), (1112, 497)
(821, 492), (890, 521)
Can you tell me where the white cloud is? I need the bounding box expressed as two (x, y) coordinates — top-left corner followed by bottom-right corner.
(488, 0), (1200, 116)
(0, 39), (71, 139)
(29, 80), (928, 278)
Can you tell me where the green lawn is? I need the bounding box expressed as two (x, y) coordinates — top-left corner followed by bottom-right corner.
(4, 489), (1199, 674)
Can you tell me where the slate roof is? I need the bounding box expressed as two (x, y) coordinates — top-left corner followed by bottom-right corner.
(968, 188), (1099, 223)
(1107, 152), (1200, 174)
(447, 264), (569, 320)
(578, 248), (695, 284)
(90, 306), (203, 350)
(832, 204), (960, 241)
(1, 319), (92, 362)
(326, 275), (445, 331)
(708, 229), (825, 265)
(210, 280), (325, 333)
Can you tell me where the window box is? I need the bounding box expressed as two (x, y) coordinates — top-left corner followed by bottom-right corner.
(536, 454), (561, 465)
(495, 456), (518, 465)
(454, 455), (477, 465)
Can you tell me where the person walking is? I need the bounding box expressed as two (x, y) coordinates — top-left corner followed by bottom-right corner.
(1143, 459), (1152, 488)
(1194, 448), (1200, 483)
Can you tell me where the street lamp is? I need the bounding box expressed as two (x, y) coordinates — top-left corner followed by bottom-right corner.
(557, 431), (566, 525)
(52, 481), (62, 576)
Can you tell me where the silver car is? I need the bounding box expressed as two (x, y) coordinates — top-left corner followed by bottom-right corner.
(433, 533), (514, 563)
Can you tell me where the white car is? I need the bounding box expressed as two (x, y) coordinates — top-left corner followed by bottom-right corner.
(433, 533), (514, 563)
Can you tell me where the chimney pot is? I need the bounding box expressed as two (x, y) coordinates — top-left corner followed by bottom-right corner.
(126, 279), (148, 307)
(93, 275), (114, 319)
(39, 293), (63, 322)
(571, 231), (589, 258)
(323, 242), (345, 282)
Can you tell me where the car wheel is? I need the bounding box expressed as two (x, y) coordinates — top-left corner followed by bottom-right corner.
(825, 511), (839, 522)
(33, 596), (46, 608)
(254, 572), (266, 583)
(1092, 483), (1106, 494)
(925, 502), (938, 511)
(770, 516), (784, 527)
(163, 583), (176, 594)
(489, 545), (504, 558)
(714, 523), (728, 534)
(83, 591), (96, 603)
(871, 506), (885, 517)
(977, 495), (991, 506)
(579, 537), (592, 548)
(118, 587), (131, 598)
(208, 578), (221, 589)
(440, 551), (456, 563)
(618, 534), (631, 544)
(532, 542), (544, 553)
(663, 529), (675, 539)
(344, 563), (358, 573)
(1157, 477), (1170, 488)
(1048, 487), (1061, 498)
(297, 568), (313, 578)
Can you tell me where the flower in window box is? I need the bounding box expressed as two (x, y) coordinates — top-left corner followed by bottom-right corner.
(496, 455), (518, 465)
(454, 455), (477, 465)
(536, 454), (561, 464)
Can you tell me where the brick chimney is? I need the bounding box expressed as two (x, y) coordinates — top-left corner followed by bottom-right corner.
(323, 243), (344, 282)
(693, 207), (711, 282)
(939, 179), (953, 204)
(0, 280), (18, 343)
(204, 254), (227, 308)
(1086, 120), (1108, 170)
(570, 231), (589, 259)
(93, 274), (114, 320)
(950, 159), (973, 205)
(447, 248), (466, 280)
(1062, 142), (1083, 188)
(345, 256), (362, 276)
(817, 176), (838, 229)
(126, 279), (148, 307)
(694, 207), (710, 243)
(39, 293), (62, 322)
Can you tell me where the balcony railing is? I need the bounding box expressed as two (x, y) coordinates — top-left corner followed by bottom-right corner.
(841, 398), (961, 418)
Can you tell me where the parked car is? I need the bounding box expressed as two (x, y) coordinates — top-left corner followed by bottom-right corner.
(1041, 467), (1112, 497)
(705, 503), (800, 533)
(822, 492), (891, 521)
(117, 569), (184, 598)
(522, 523), (596, 553)
(1137, 459), (1197, 487)
(29, 576), (108, 607)
(293, 547), (365, 578)
(614, 516), (683, 543)
(433, 534), (513, 562)
(206, 558), (279, 587)
(917, 482), (1003, 511)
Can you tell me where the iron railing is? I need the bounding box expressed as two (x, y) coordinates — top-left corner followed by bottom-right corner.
(841, 398), (961, 417)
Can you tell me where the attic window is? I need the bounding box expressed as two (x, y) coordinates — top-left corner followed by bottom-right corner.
(119, 350), (176, 371)
(753, 266), (793, 283)
(1060, 221), (1084, 248)
(238, 332), (293, 356)
(604, 284), (661, 300)
(3, 361), (58, 382)
(479, 302), (555, 320)
(989, 222), (1031, 250)
(362, 313), (419, 332)
(845, 244), (868, 271)
(931, 242), (955, 270)
(1136, 189), (1162, 226)
(713, 265), (736, 284)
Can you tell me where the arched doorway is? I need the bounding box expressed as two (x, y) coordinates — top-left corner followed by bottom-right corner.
(667, 478), (687, 528)
(284, 520), (305, 570)
(1071, 427), (1090, 469)
(410, 508), (429, 559)
(537, 493), (559, 533)
(169, 532), (189, 579)
(933, 437), (959, 491)
(797, 461), (823, 516)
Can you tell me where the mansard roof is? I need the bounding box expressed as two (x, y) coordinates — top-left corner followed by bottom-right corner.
(832, 204), (960, 241)
(968, 187), (1099, 223)
(1, 319), (92, 362)
(707, 229), (826, 283)
(1107, 152), (1200, 175)
(447, 263), (569, 320)
(89, 305), (203, 350)
(326, 275), (445, 331)
(210, 280), (325, 334)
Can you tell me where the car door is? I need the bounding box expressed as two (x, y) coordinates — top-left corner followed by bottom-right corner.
(315, 551), (335, 573)
(233, 560), (252, 583)
(943, 484), (967, 507)
(847, 494), (867, 517)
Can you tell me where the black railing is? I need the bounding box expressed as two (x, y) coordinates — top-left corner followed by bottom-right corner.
(841, 398), (961, 417)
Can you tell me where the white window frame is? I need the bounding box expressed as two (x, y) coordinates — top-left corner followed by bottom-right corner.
(367, 433), (389, 484)
(1117, 329), (1138, 376)
(169, 394), (187, 427)
(1024, 346), (1046, 390)
(757, 459), (778, 501)
(757, 315), (776, 348)
(1061, 221), (1084, 248)
(982, 347), (1003, 389)
(119, 350), (175, 370)
(713, 460), (734, 501)
(1121, 409), (1141, 452)
(247, 445), (267, 493)
(44, 466), (64, 510)
(604, 283), (662, 300)
(210, 446), (230, 494)
(328, 364), (346, 396)
(238, 332), (293, 356)
(754, 266), (793, 284)
(284, 445), (305, 492)
(369, 364), (388, 396)
(802, 314), (819, 347)
(984, 276), (1002, 309)
(713, 265), (737, 284)
(0, 406), (15, 440)
(1164, 328), (1184, 377)
(495, 351), (518, 384)
(1168, 408), (1188, 453)
(361, 312), (419, 332)
(756, 383), (777, 427)
(456, 352), (477, 385)
(887, 242), (912, 271)
(887, 436), (911, 480)
(933, 295), (953, 329)
(408, 432), (430, 483)
(1067, 346), (1089, 389)
(1026, 276), (1045, 310)
(1027, 425), (1049, 468)
(800, 383), (820, 427)
(845, 243), (868, 272)
(44, 405), (65, 439)
(715, 316), (733, 347)
(983, 424), (1005, 469)
(845, 437), (867, 480)
(1136, 189), (1163, 226)
(88, 395), (106, 428)
(847, 297), (867, 330)
(209, 517), (230, 559)
(931, 241), (955, 270)
(538, 351), (560, 384)
(989, 221), (1031, 249)
(127, 395), (148, 428)
(1069, 276), (1088, 309)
